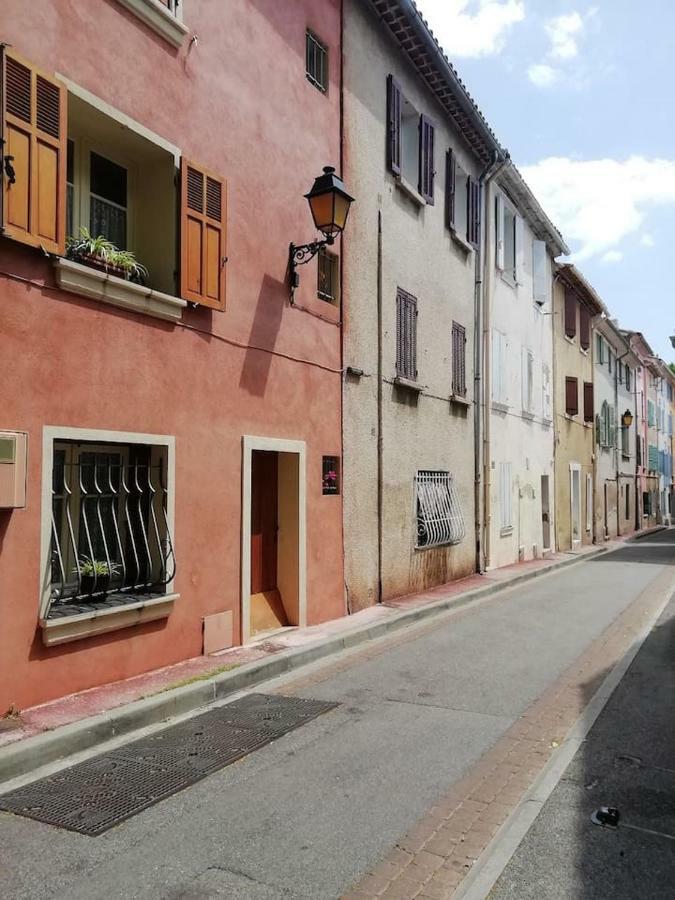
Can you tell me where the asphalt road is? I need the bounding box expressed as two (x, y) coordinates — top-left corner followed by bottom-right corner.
(489, 530), (675, 900)
(2, 532), (673, 899)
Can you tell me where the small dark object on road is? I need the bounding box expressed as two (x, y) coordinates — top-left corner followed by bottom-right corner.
(591, 806), (621, 828)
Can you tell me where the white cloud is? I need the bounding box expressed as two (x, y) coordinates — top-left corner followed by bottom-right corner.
(520, 156), (675, 261)
(601, 250), (623, 264)
(545, 12), (584, 60)
(640, 233), (655, 247)
(527, 63), (559, 88)
(416, 0), (525, 58)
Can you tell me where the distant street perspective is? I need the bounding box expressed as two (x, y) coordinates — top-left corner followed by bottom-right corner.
(1, 1), (675, 898)
(1, 531), (674, 898)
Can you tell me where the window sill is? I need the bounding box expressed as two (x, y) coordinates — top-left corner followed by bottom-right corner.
(498, 272), (517, 290)
(564, 413), (578, 421)
(449, 228), (474, 254)
(117, 0), (189, 48)
(491, 401), (509, 414)
(395, 176), (426, 207)
(54, 258), (186, 323)
(40, 592), (178, 646)
(394, 375), (425, 394)
(450, 393), (471, 407)
(500, 527), (514, 537)
(521, 409), (535, 421)
(542, 417), (553, 427)
(564, 335), (577, 346)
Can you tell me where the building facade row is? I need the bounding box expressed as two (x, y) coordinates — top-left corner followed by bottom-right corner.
(0, 0), (672, 713)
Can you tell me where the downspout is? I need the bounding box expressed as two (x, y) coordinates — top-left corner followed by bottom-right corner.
(474, 150), (505, 574)
(551, 270), (564, 550)
(480, 152), (510, 572)
(377, 208), (383, 602)
(339, 0), (350, 614)
(615, 343), (630, 537)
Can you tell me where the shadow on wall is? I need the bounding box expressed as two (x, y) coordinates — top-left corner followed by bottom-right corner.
(239, 274), (287, 397)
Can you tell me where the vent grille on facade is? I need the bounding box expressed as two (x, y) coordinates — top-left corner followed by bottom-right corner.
(205, 177), (221, 220)
(186, 167), (204, 213)
(36, 75), (61, 138)
(6, 57), (32, 123)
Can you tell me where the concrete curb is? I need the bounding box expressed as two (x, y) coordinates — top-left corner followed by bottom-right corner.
(455, 569), (675, 900)
(0, 543), (614, 787)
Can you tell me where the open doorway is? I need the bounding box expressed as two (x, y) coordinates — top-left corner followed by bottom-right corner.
(241, 437), (306, 643)
(540, 474), (551, 552)
(570, 463), (582, 547)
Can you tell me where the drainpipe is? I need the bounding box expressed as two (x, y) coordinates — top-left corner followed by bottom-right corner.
(479, 152), (510, 572)
(377, 208), (383, 602)
(615, 343), (630, 537)
(550, 270), (564, 551)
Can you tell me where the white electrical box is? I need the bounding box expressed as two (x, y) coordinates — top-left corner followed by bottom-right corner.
(0, 432), (27, 509)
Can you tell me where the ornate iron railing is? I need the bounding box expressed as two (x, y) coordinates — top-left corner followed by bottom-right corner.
(415, 470), (466, 549)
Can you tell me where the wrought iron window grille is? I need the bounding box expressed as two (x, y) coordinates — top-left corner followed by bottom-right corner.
(415, 470), (466, 549)
(49, 442), (175, 619)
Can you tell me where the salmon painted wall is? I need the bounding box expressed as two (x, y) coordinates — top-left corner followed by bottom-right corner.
(0, 0), (345, 712)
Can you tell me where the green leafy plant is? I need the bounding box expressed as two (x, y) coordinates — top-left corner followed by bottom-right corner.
(74, 555), (121, 577)
(66, 227), (148, 283)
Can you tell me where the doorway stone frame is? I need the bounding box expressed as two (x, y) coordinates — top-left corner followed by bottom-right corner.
(241, 436), (306, 644)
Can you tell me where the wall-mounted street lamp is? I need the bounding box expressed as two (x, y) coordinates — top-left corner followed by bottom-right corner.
(289, 166), (354, 291)
(622, 409), (634, 428)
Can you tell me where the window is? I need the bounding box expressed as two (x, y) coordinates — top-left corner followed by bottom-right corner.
(596, 333), (604, 365)
(451, 321), (467, 396)
(415, 471), (465, 548)
(116, 0), (188, 49)
(445, 150), (479, 246)
(608, 350), (613, 374)
(579, 304), (590, 350)
(306, 31), (328, 92)
(564, 290), (577, 339)
(648, 400), (656, 427)
(396, 288), (417, 381)
(586, 474), (593, 532)
(626, 367), (631, 391)
(583, 381), (594, 423)
(322, 456), (340, 495)
(499, 462), (513, 532)
(89, 151), (128, 249)
(648, 444), (659, 471)
(542, 363), (552, 421)
(621, 423), (630, 458)
(496, 194), (517, 281)
(491, 329), (509, 405)
(532, 240), (549, 305)
(618, 361), (624, 385)
(386, 76), (434, 202)
(317, 247), (339, 303)
(49, 440), (175, 618)
(521, 347), (534, 414)
(565, 377), (579, 416)
(598, 401), (615, 449)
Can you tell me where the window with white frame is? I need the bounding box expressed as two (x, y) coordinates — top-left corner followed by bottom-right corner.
(522, 347), (534, 414)
(496, 194), (517, 282)
(415, 471), (466, 548)
(49, 439), (175, 619)
(492, 329), (509, 405)
(499, 461), (513, 532)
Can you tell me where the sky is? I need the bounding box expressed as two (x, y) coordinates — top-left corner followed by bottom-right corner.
(415, 0), (675, 363)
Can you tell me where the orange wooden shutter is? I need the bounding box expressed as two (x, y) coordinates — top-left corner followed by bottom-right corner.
(180, 158), (227, 310)
(1, 48), (66, 255)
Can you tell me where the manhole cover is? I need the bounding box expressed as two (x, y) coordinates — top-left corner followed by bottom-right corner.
(0, 693), (336, 836)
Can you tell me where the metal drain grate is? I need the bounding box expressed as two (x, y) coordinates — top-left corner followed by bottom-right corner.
(0, 693), (336, 836)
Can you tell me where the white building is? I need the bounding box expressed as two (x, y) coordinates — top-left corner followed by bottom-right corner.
(482, 170), (568, 568)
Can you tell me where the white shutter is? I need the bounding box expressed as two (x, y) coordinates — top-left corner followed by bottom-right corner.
(527, 351), (534, 412)
(521, 347), (528, 410)
(586, 474), (593, 531)
(515, 215), (525, 283)
(495, 194), (505, 270)
(500, 462), (512, 530)
(532, 240), (548, 304)
(542, 363), (551, 420)
(492, 329), (502, 402)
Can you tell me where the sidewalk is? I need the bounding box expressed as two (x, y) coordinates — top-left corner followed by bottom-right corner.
(0, 529), (664, 785)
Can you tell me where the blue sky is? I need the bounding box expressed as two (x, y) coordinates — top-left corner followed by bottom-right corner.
(416, 0), (675, 362)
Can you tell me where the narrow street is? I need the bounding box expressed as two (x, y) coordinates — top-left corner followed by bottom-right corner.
(2, 533), (674, 900)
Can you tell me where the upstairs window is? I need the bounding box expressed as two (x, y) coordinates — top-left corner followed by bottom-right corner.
(564, 290), (577, 339)
(565, 376), (579, 416)
(306, 31), (328, 93)
(521, 347), (534, 414)
(451, 321), (467, 397)
(415, 471), (465, 548)
(445, 149), (479, 247)
(396, 288), (417, 381)
(317, 247), (339, 303)
(583, 381), (594, 423)
(89, 151), (128, 250)
(495, 194), (517, 281)
(386, 75), (435, 202)
(492, 329), (509, 406)
(579, 304), (590, 350)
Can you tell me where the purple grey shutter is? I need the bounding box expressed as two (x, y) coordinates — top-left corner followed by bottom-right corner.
(396, 289), (417, 380)
(386, 74), (401, 176)
(468, 177), (480, 247)
(445, 149), (455, 228)
(452, 321), (466, 395)
(419, 115), (435, 204)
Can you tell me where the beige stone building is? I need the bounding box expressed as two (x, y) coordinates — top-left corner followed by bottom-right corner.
(553, 265), (604, 550)
(341, 0), (501, 608)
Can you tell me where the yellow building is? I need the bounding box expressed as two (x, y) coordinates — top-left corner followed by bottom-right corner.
(553, 265), (604, 550)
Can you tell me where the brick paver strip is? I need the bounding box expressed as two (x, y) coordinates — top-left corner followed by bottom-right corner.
(341, 569), (673, 899)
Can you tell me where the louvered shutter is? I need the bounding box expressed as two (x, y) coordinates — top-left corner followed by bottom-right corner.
(467, 177), (480, 247)
(445, 149), (455, 228)
(565, 377), (578, 415)
(515, 215), (525, 283)
(452, 321), (466, 396)
(532, 240), (548, 304)
(1, 49), (66, 255)
(396, 289), (417, 380)
(386, 75), (401, 177)
(492, 330), (501, 401)
(495, 194), (505, 270)
(180, 158), (227, 310)
(579, 304), (590, 350)
(564, 290), (577, 338)
(583, 382), (594, 422)
(419, 115), (435, 204)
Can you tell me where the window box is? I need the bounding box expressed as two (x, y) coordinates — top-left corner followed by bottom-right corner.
(54, 257), (186, 322)
(117, 0), (189, 48)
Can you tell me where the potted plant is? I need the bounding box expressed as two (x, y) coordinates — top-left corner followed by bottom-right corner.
(66, 227), (149, 284)
(74, 555), (121, 595)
